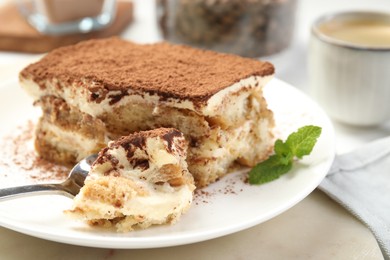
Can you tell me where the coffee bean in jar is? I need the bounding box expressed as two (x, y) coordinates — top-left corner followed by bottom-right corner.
(157, 0), (297, 58)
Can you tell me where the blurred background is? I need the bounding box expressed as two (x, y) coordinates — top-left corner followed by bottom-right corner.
(0, 1), (390, 258)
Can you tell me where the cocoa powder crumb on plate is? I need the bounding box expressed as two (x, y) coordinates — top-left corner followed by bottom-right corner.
(194, 173), (247, 205)
(0, 120), (69, 185)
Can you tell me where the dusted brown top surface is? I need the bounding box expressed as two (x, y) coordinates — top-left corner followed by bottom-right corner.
(21, 37), (274, 100)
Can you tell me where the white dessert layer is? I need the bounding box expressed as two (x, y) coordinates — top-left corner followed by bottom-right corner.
(20, 75), (273, 120)
(69, 134), (195, 230)
(39, 120), (109, 161)
(188, 116), (273, 186)
(72, 179), (193, 225)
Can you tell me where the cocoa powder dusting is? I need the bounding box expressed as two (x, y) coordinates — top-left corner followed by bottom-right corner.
(0, 121), (69, 186)
(194, 172), (247, 205)
(20, 38), (274, 103)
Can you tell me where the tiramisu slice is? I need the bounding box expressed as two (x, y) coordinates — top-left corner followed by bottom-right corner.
(67, 128), (195, 231)
(20, 37), (275, 187)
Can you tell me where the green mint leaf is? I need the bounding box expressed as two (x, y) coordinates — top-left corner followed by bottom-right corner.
(274, 139), (293, 165)
(248, 155), (293, 184)
(285, 125), (322, 159)
(249, 125), (322, 185)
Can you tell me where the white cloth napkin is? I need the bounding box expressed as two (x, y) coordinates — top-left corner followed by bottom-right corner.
(319, 136), (390, 259)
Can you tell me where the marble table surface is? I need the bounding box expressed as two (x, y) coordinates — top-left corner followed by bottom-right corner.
(0, 0), (389, 259)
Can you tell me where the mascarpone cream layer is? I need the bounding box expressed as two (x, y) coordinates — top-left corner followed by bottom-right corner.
(20, 75), (273, 118)
(69, 133), (195, 227)
(39, 121), (109, 160)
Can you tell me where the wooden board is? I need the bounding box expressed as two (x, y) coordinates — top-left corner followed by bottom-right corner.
(0, 1), (133, 53)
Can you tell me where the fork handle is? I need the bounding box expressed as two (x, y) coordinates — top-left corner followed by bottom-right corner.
(0, 184), (69, 200)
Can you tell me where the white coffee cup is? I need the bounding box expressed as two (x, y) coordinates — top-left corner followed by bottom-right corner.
(309, 11), (390, 126)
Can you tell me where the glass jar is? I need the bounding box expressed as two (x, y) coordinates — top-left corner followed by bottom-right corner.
(157, 0), (297, 58)
(18, 0), (116, 35)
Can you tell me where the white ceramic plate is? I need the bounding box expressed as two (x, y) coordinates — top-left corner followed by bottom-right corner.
(0, 78), (335, 249)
